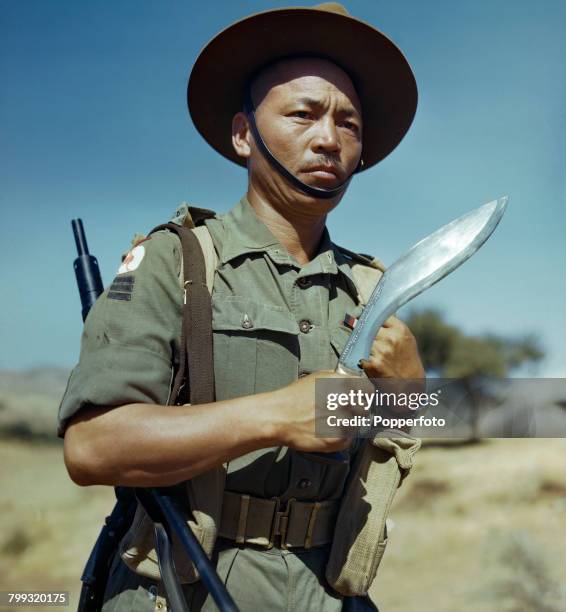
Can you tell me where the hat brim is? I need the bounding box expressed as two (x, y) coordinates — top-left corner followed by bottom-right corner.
(188, 7), (418, 171)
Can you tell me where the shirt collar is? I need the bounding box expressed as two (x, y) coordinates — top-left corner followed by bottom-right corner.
(219, 196), (280, 264)
(219, 195), (360, 300)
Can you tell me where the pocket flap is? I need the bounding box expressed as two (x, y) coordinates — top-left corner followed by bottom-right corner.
(330, 325), (352, 356)
(212, 296), (299, 334)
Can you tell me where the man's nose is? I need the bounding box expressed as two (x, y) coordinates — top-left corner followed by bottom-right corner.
(311, 116), (341, 154)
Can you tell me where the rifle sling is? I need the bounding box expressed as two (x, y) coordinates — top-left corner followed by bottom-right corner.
(149, 223), (215, 406)
(78, 221), (220, 612)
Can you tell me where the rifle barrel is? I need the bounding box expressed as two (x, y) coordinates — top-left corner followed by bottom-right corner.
(71, 219), (104, 321)
(72, 218), (90, 256)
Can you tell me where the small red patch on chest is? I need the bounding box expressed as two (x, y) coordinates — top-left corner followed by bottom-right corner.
(343, 314), (358, 330)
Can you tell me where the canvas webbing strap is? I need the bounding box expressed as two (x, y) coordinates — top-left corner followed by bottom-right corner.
(149, 223), (215, 406)
(219, 491), (338, 550)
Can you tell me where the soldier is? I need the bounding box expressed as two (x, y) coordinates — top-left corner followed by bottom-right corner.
(59, 3), (424, 611)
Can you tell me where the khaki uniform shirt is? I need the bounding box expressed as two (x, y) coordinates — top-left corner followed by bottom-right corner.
(58, 197), (377, 612)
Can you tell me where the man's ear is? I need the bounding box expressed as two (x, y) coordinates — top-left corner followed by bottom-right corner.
(232, 112), (252, 159)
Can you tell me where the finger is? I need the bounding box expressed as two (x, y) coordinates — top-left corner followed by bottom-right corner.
(370, 332), (396, 354)
(374, 326), (398, 342)
(381, 314), (403, 328)
(370, 341), (393, 360)
(374, 323), (408, 348)
(360, 356), (385, 375)
(373, 327), (397, 348)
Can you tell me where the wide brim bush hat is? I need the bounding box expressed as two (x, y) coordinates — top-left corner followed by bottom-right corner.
(187, 2), (418, 172)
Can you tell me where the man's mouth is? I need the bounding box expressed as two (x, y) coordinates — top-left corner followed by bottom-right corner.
(303, 164), (342, 182)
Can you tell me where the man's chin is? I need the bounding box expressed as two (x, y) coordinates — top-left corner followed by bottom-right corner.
(294, 190), (344, 212)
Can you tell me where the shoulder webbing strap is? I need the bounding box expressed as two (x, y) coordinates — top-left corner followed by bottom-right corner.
(336, 245), (387, 273)
(336, 245), (387, 306)
(149, 223), (215, 406)
(350, 263), (384, 306)
(190, 226), (218, 293)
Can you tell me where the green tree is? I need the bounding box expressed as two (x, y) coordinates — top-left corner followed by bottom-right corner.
(406, 309), (544, 440)
(406, 308), (544, 378)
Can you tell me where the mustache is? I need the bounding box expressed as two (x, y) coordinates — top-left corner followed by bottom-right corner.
(301, 156), (346, 178)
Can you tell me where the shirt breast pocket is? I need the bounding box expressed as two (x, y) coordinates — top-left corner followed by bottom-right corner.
(330, 325), (353, 360)
(212, 296), (300, 400)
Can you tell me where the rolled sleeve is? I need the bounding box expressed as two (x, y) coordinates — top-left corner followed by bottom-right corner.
(57, 230), (183, 437)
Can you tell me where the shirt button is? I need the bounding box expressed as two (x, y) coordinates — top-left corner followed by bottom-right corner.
(148, 586), (158, 601)
(297, 277), (312, 288)
(298, 478), (312, 489)
(241, 314), (253, 329)
(299, 320), (312, 333)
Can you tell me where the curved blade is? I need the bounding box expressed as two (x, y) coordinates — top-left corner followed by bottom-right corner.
(338, 196), (509, 375)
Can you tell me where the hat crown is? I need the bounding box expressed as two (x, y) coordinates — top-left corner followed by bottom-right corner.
(313, 2), (350, 16)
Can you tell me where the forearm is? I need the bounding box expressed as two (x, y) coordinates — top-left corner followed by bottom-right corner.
(64, 391), (283, 487)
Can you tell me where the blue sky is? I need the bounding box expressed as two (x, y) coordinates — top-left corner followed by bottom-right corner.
(1, 0), (565, 375)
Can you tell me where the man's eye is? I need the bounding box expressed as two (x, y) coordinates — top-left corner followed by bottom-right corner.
(340, 121), (359, 132)
(291, 111), (311, 119)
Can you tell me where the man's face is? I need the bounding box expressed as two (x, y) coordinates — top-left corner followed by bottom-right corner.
(233, 57), (363, 210)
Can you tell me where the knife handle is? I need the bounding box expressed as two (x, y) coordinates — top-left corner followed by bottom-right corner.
(303, 363), (365, 464)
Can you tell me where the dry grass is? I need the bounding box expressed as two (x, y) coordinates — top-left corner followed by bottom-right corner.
(0, 440), (114, 610)
(1, 437), (566, 611)
(371, 438), (566, 611)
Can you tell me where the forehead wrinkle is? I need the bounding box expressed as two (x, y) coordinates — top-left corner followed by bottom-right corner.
(250, 57), (362, 117)
(293, 95), (360, 117)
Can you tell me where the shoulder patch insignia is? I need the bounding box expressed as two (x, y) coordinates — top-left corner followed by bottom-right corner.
(108, 275), (135, 301)
(117, 244), (146, 274)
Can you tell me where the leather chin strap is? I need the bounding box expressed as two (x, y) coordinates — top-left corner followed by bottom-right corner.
(243, 89), (361, 200)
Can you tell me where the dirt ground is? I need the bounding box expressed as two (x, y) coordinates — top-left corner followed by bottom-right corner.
(1, 438), (565, 611)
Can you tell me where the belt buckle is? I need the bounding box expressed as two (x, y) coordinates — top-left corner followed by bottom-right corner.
(268, 498), (296, 550)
